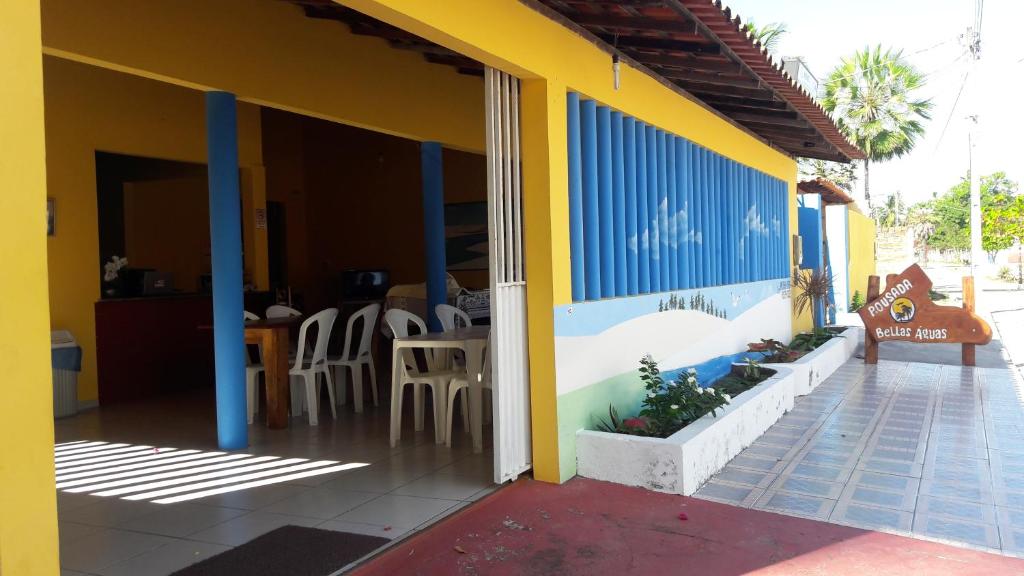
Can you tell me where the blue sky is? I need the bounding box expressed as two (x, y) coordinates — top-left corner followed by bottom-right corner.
(727, 0), (1022, 207)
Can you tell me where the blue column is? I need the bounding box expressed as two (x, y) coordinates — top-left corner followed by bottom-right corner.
(597, 106), (614, 298)
(567, 93), (585, 302)
(656, 130), (669, 291)
(611, 112), (627, 297)
(421, 142), (447, 331)
(624, 117), (638, 295)
(691, 144), (703, 288)
(679, 139), (692, 290)
(581, 99), (601, 300)
(645, 125), (660, 293)
(206, 91), (246, 451)
(666, 136), (678, 290)
(636, 121), (650, 294)
(700, 147), (712, 287)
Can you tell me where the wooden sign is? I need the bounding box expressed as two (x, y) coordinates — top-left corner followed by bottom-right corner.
(858, 264), (992, 366)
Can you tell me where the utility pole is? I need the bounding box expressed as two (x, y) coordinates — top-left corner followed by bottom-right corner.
(968, 114), (982, 276)
(967, 2), (984, 278)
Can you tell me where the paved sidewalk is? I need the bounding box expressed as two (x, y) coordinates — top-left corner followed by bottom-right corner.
(695, 359), (1024, 555)
(349, 476), (1024, 575)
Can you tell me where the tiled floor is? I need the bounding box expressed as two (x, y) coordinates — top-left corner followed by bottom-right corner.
(695, 359), (1024, 556)
(55, 389), (496, 575)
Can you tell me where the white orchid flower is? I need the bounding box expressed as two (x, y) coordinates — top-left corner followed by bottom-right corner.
(670, 404), (679, 410)
(687, 376), (696, 384)
(695, 387), (704, 394)
(723, 394), (732, 402)
(646, 392), (656, 399)
(706, 387), (716, 394)
(688, 368), (697, 375)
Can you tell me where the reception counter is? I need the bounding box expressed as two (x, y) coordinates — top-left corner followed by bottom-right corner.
(95, 292), (272, 404)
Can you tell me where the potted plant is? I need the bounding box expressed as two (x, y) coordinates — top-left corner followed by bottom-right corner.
(792, 267), (834, 328)
(103, 255), (128, 297)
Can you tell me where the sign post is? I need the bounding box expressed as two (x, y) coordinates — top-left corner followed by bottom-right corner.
(859, 264), (991, 366)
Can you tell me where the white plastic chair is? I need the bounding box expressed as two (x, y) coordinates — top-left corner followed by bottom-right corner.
(289, 308), (339, 426)
(266, 304), (301, 319)
(446, 333), (492, 447)
(435, 303), (472, 331)
(244, 311), (263, 424)
(435, 303), (472, 426)
(385, 309), (463, 444)
(327, 303), (381, 413)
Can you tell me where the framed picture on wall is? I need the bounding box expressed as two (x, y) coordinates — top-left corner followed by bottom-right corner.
(47, 197), (55, 236)
(445, 201), (489, 271)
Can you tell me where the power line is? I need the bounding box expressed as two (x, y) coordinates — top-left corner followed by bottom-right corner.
(932, 70), (970, 154)
(819, 36), (959, 87)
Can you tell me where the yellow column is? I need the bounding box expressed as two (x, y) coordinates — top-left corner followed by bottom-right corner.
(788, 176), (813, 333)
(0, 2), (60, 574)
(520, 78), (570, 482)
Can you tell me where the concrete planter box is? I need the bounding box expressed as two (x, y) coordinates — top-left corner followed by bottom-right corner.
(576, 366), (795, 496)
(763, 327), (861, 398)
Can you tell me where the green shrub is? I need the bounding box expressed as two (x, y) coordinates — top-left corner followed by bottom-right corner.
(849, 290), (865, 312)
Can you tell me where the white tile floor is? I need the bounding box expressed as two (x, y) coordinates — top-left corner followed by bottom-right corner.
(54, 390), (496, 575)
(695, 359), (1024, 556)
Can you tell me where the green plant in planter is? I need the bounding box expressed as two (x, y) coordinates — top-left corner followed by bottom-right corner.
(789, 328), (836, 352)
(747, 338), (802, 363)
(743, 357), (762, 381)
(792, 268), (835, 328)
(716, 358), (771, 397)
(595, 356), (731, 438)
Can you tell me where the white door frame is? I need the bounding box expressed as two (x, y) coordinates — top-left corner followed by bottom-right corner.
(485, 67), (532, 483)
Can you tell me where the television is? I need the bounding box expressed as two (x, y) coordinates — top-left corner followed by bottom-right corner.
(341, 269), (390, 301)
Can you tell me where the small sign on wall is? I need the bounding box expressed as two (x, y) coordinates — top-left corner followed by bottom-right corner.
(255, 208), (267, 230)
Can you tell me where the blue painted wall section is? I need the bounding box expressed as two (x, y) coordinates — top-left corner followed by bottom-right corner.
(798, 204), (825, 326)
(421, 141), (447, 332)
(564, 92), (789, 302)
(206, 91), (247, 451)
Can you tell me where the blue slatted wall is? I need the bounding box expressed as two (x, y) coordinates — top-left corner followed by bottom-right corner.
(567, 93), (790, 302)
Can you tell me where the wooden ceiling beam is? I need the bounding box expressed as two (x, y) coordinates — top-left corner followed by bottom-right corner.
(729, 112), (809, 129)
(654, 68), (761, 90)
(598, 34), (720, 54)
(673, 82), (773, 100)
(621, 51), (741, 74)
(569, 13), (702, 37)
(690, 92), (789, 111)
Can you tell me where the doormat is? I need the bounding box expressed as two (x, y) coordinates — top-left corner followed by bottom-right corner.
(171, 525), (390, 576)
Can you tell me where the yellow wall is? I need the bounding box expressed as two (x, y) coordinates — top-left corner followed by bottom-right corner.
(43, 57), (265, 402)
(344, 0), (798, 309)
(847, 209), (877, 305)
(0, 2), (60, 573)
(37, 0), (806, 484)
(41, 0), (485, 154)
(346, 0), (801, 481)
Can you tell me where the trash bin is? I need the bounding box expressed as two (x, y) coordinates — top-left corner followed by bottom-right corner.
(51, 330), (81, 418)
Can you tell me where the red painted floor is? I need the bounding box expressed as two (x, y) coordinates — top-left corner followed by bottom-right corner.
(351, 477), (1024, 576)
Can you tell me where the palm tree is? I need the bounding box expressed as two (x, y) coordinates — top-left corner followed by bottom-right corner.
(872, 191), (906, 228)
(821, 46), (933, 208)
(798, 158), (857, 192)
(743, 20), (787, 54)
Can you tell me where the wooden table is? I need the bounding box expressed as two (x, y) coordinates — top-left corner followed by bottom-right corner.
(245, 316), (300, 429)
(391, 326), (490, 453)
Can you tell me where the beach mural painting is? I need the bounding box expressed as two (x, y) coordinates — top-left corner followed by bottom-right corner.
(553, 279), (791, 479)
